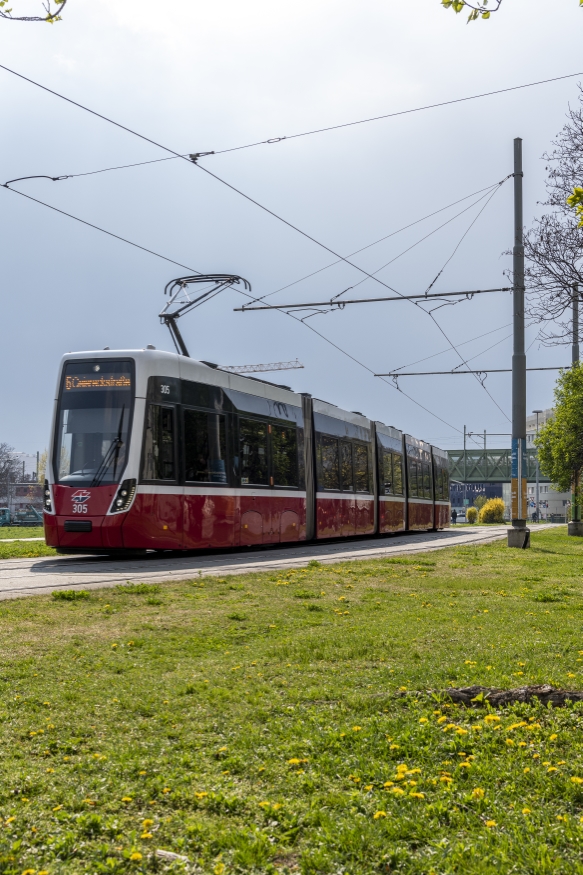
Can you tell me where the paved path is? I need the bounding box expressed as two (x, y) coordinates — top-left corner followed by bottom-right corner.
(0, 524), (557, 601)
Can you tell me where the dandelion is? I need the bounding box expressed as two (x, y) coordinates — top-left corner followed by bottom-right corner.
(506, 739), (515, 746)
(437, 716), (447, 724)
(571, 777), (583, 784)
(218, 746), (227, 752)
(142, 819), (154, 828)
(122, 796), (133, 802)
(459, 761), (472, 768)
(352, 726), (362, 732)
(522, 807), (531, 815)
(409, 792), (425, 799)
(399, 686), (407, 692)
(389, 744), (400, 750)
(130, 852), (142, 862)
(365, 784), (373, 791)
(391, 787), (405, 795)
(384, 781), (394, 788)
(52, 805), (62, 812)
(484, 715), (500, 724)
(419, 718), (428, 724)
(456, 728), (468, 736)
(471, 788), (485, 799)
(214, 864), (226, 875)
(485, 820), (496, 828)
(550, 733), (558, 741)
(46, 768), (54, 773)
(141, 832), (153, 839)
(194, 792), (208, 799)
(373, 810), (387, 819)
(548, 767), (558, 773)
(258, 801), (270, 808)
(162, 787), (171, 794)
(21, 870), (36, 875)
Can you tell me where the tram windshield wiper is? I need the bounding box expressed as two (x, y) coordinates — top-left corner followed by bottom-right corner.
(91, 406), (125, 487)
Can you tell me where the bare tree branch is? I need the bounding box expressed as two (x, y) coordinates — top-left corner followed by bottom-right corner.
(0, 0), (68, 22)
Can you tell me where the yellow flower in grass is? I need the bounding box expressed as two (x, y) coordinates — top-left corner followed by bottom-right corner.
(141, 832), (153, 839)
(214, 864), (226, 875)
(419, 718), (428, 724)
(122, 796), (133, 803)
(373, 810), (387, 819)
(130, 852), (142, 862)
(485, 820), (496, 828)
(352, 726), (362, 732)
(409, 792), (425, 799)
(437, 716), (447, 724)
(571, 777), (583, 785)
(550, 733), (558, 741)
(522, 807), (531, 815)
(142, 819), (154, 828)
(21, 870), (36, 875)
(391, 787), (405, 795)
(471, 788), (485, 800)
(484, 715), (500, 724)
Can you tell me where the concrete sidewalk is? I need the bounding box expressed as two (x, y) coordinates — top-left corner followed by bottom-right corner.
(0, 524), (558, 600)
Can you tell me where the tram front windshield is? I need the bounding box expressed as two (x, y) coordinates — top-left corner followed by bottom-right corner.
(54, 360), (134, 486)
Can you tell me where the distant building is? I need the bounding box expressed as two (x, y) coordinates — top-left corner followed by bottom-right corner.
(526, 408), (569, 521)
(10, 482), (43, 514)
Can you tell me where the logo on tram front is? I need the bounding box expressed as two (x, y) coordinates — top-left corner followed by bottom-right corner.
(71, 490), (91, 508)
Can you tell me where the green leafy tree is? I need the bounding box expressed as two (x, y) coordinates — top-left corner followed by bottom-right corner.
(0, 0), (67, 22)
(536, 364), (583, 522)
(473, 494), (488, 512)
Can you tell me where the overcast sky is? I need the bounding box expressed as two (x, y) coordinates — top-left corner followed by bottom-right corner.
(2, 0), (582, 455)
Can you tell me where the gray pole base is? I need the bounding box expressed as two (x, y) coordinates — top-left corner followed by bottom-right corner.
(507, 527), (530, 549)
(568, 521), (583, 537)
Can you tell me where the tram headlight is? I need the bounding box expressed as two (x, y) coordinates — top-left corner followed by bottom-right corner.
(43, 479), (53, 513)
(110, 478), (136, 514)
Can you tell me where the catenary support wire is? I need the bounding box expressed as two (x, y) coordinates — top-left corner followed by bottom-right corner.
(0, 182), (464, 435)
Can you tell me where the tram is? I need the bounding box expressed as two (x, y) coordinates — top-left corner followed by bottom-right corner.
(43, 349), (450, 554)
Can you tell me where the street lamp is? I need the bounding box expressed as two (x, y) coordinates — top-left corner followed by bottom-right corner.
(533, 410), (542, 523)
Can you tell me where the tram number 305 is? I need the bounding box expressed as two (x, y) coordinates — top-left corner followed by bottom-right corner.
(72, 504), (89, 514)
(160, 384), (170, 394)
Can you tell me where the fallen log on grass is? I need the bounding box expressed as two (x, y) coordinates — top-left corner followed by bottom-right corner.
(442, 684), (583, 708)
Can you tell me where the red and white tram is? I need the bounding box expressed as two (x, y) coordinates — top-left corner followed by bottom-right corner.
(43, 349), (450, 554)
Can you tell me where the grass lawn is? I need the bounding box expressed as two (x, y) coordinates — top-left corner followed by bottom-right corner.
(0, 527), (55, 561)
(0, 527), (44, 540)
(2, 527), (583, 874)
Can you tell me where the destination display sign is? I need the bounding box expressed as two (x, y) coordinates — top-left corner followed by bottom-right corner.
(64, 373), (132, 391)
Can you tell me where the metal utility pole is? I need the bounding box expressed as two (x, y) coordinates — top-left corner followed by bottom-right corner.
(569, 283), (583, 534)
(463, 425), (467, 510)
(533, 409), (542, 524)
(573, 283), (580, 365)
(508, 138), (529, 548)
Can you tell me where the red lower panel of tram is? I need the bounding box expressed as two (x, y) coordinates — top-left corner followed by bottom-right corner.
(316, 496), (375, 539)
(408, 500), (434, 530)
(379, 499), (406, 533)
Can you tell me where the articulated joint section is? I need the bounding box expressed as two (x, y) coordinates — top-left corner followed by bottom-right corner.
(109, 479), (136, 514)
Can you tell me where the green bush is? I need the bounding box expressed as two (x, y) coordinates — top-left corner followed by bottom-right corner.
(466, 506), (478, 524)
(478, 497), (506, 524)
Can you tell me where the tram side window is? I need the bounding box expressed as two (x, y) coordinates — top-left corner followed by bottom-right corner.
(184, 410), (227, 483)
(318, 434), (340, 490)
(240, 418), (269, 485)
(354, 443), (370, 492)
(272, 425), (299, 487)
(393, 453), (404, 495)
(142, 404), (175, 481)
(408, 459), (419, 497)
(382, 448), (393, 494)
(423, 463), (432, 499)
(340, 441), (353, 492)
(443, 467), (450, 499)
